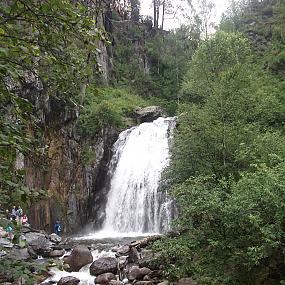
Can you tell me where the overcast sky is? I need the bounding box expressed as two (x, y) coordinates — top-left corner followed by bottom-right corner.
(140, 0), (231, 30)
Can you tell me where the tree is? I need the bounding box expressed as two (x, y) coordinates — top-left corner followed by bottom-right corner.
(0, 0), (102, 207)
(159, 30), (285, 284)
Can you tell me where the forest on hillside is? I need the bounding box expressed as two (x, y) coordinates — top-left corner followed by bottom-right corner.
(0, 0), (285, 284)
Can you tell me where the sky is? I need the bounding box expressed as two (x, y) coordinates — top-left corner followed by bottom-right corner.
(140, 0), (231, 30)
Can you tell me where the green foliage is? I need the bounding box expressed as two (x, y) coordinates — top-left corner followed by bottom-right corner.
(165, 163), (285, 284)
(112, 22), (200, 115)
(220, 0), (285, 76)
(0, 259), (47, 285)
(77, 87), (147, 137)
(160, 30), (285, 284)
(0, 0), (102, 206)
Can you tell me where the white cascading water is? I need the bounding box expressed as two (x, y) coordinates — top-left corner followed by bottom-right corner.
(102, 117), (176, 234)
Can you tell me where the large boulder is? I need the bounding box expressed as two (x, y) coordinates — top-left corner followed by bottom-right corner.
(90, 257), (118, 276)
(64, 245), (93, 272)
(135, 106), (163, 123)
(57, 276), (80, 285)
(49, 233), (62, 244)
(128, 247), (139, 264)
(127, 267), (151, 281)
(49, 249), (65, 258)
(7, 248), (30, 261)
(116, 245), (130, 257)
(95, 273), (116, 284)
(0, 237), (13, 248)
(28, 235), (52, 256)
(126, 266), (140, 281)
(24, 232), (47, 244)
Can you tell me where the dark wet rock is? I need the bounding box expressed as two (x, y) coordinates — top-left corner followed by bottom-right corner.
(128, 247), (139, 264)
(57, 276), (80, 285)
(126, 267), (151, 281)
(143, 275), (151, 281)
(126, 266), (141, 281)
(0, 272), (14, 283)
(118, 255), (128, 269)
(135, 106), (164, 123)
(139, 268), (152, 277)
(49, 249), (65, 258)
(7, 248), (30, 261)
(177, 278), (198, 285)
(90, 257), (118, 276)
(116, 245), (129, 257)
(95, 273), (116, 284)
(64, 245), (93, 272)
(49, 233), (62, 244)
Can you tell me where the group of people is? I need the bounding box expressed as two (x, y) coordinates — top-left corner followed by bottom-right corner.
(5, 205), (29, 225)
(0, 204), (63, 241)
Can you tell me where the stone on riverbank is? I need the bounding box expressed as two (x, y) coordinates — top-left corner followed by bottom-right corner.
(90, 257), (118, 276)
(49, 233), (62, 244)
(95, 272), (116, 284)
(7, 248), (30, 261)
(64, 245), (93, 272)
(127, 247), (139, 264)
(133, 281), (154, 285)
(109, 281), (124, 285)
(57, 276), (80, 285)
(49, 249), (65, 257)
(126, 267), (152, 281)
(135, 106), (164, 123)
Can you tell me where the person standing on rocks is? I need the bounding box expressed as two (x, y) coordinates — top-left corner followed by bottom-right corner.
(11, 206), (17, 220)
(54, 220), (62, 236)
(17, 206), (23, 218)
(5, 221), (13, 240)
(22, 214), (28, 225)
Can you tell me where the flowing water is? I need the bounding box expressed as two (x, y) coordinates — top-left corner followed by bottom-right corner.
(44, 117), (176, 284)
(101, 117), (176, 234)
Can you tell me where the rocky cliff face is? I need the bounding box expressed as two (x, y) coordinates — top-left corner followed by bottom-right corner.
(19, 74), (118, 234)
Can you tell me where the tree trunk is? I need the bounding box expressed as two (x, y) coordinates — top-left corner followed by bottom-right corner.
(153, 0), (157, 28)
(156, 5), (160, 28)
(161, 0), (165, 29)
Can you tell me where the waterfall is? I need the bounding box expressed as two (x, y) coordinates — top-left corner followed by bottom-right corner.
(102, 117), (176, 234)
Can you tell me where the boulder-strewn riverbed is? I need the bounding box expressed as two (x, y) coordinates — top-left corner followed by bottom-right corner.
(1, 226), (187, 285)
